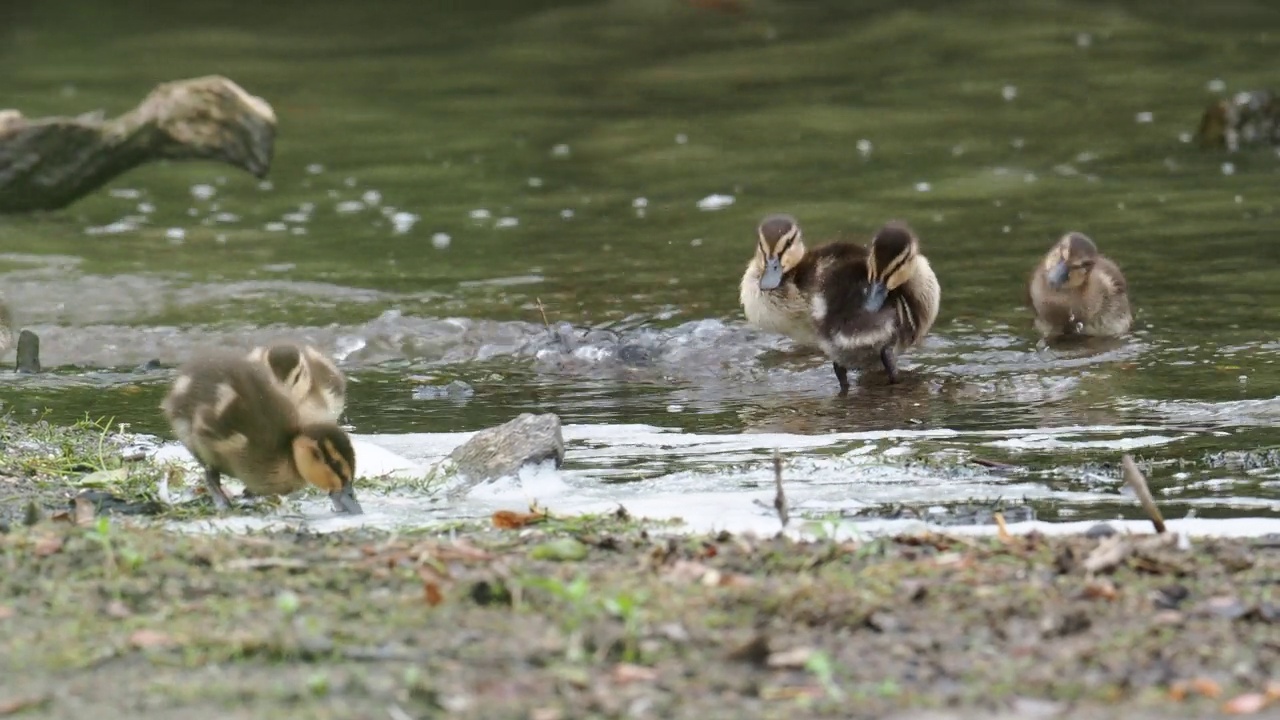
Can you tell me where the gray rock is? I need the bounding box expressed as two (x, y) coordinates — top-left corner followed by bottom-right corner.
(15, 330), (38, 373)
(448, 413), (564, 483)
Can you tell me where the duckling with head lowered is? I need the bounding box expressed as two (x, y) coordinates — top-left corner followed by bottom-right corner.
(810, 222), (941, 392)
(1028, 232), (1131, 340)
(739, 213), (870, 349)
(247, 342), (346, 424)
(161, 350), (362, 514)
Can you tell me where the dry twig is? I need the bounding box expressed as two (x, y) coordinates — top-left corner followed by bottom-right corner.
(772, 450), (789, 529)
(1121, 454), (1166, 534)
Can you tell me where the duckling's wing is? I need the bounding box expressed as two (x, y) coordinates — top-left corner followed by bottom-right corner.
(810, 251), (898, 350)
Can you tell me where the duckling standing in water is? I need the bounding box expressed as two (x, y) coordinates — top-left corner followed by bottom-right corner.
(160, 350), (362, 514)
(247, 342), (346, 424)
(739, 214), (868, 350)
(1027, 232), (1131, 340)
(810, 222), (941, 392)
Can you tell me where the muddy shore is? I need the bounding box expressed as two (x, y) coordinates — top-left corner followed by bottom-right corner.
(1, 417), (1279, 719)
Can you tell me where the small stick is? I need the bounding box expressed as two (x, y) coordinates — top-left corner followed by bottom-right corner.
(535, 297), (550, 330)
(772, 450), (789, 529)
(993, 511), (1012, 542)
(1121, 454), (1166, 534)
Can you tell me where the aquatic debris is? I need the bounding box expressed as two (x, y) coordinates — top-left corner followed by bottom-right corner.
(696, 194), (733, 211)
(190, 184), (215, 200)
(335, 200), (364, 214)
(391, 211), (418, 234)
(492, 509), (547, 529)
(431, 232), (451, 249)
(550, 144), (570, 158)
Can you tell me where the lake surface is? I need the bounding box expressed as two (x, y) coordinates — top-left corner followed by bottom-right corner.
(3, 0), (1280, 532)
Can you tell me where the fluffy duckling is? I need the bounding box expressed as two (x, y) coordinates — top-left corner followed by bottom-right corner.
(810, 222), (941, 392)
(739, 214), (869, 350)
(247, 342), (346, 424)
(160, 350), (362, 514)
(1027, 232), (1132, 340)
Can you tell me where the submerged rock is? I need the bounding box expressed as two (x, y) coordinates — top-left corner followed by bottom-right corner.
(448, 412), (565, 484)
(15, 330), (39, 373)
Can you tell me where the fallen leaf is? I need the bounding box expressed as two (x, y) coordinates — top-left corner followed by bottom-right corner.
(0, 606), (13, 620)
(32, 534), (63, 557)
(1192, 677), (1224, 699)
(994, 512), (1012, 542)
(423, 582), (443, 606)
(767, 646), (815, 669)
(128, 629), (175, 649)
(612, 663), (659, 684)
(1170, 681), (1189, 701)
(1266, 681), (1280, 701)
(1224, 693), (1268, 714)
(0, 694), (50, 716)
(1082, 578), (1118, 601)
(48, 510), (72, 524)
(73, 497), (96, 527)
(1083, 535), (1130, 573)
(492, 510), (546, 530)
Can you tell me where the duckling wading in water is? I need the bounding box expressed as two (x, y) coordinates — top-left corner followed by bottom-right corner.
(247, 342), (346, 424)
(1027, 232), (1131, 340)
(810, 222), (940, 392)
(740, 215), (940, 393)
(161, 350), (362, 514)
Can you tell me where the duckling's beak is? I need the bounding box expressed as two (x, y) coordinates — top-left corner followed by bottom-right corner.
(1047, 260), (1069, 289)
(863, 281), (889, 313)
(759, 256), (783, 290)
(329, 484), (363, 515)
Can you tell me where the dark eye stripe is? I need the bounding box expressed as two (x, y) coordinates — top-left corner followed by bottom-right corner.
(776, 236), (794, 257)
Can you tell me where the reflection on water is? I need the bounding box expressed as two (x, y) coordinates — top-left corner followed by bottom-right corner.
(3, 0), (1280, 524)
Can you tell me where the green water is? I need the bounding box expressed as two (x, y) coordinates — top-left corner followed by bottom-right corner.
(1, 0), (1279, 477)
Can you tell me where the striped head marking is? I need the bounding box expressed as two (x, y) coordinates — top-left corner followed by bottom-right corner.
(1043, 232), (1099, 289)
(755, 214), (805, 291)
(868, 222), (921, 291)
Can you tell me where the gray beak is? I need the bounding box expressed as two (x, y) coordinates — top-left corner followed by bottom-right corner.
(1047, 260), (1069, 289)
(863, 281), (889, 312)
(759, 256), (783, 290)
(329, 484), (363, 515)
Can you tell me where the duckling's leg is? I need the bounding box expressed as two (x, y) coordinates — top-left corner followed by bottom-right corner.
(832, 362), (850, 396)
(879, 346), (900, 384)
(202, 467), (233, 512)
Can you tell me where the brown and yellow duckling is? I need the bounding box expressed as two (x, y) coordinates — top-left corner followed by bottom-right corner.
(247, 342), (346, 424)
(1027, 232), (1131, 340)
(810, 222), (940, 392)
(160, 350), (362, 514)
(739, 213), (867, 350)
(739, 214), (940, 393)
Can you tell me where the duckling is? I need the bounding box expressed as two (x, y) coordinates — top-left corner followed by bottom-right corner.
(160, 350), (362, 514)
(810, 222), (941, 392)
(1027, 232), (1132, 340)
(246, 342), (346, 424)
(739, 213), (869, 349)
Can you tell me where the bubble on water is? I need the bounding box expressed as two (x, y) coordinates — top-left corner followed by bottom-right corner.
(1002, 226), (1011, 233)
(914, 182), (932, 192)
(392, 212), (419, 234)
(432, 232), (452, 249)
(264, 222), (287, 232)
(110, 188), (141, 199)
(212, 212), (240, 223)
(696, 194), (734, 211)
(336, 201), (365, 214)
(1135, 111), (1153, 124)
(635, 208), (647, 219)
(675, 133), (688, 144)
(191, 184), (216, 201)
(856, 139), (873, 157)
(951, 145), (965, 157)
(215, 234), (228, 244)
(561, 209), (575, 219)
(691, 238), (703, 247)
(291, 227), (307, 236)
(258, 180), (274, 191)
(666, 404), (684, 413)
(1208, 78), (1227, 93)
(469, 208), (491, 221)
(306, 163), (325, 174)
(1179, 132), (1193, 143)
(137, 202), (155, 214)
(1222, 162), (1236, 176)
(165, 228), (185, 244)
(1001, 85), (1017, 101)
(344, 177), (358, 188)
(361, 190), (382, 206)
(1076, 32), (1092, 48)
(1117, 202), (1125, 210)
(1024, 173), (1037, 183)
(528, 177), (543, 188)
(633, 197), (648, 209)
(1011, 137), (1025, 149)
(551, 144), (571, 158)
(495, 217), (519, 229)
(282, 211), (309, 223)
(1235, 195), (1244, 203)
(187, 208), (199, 217)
